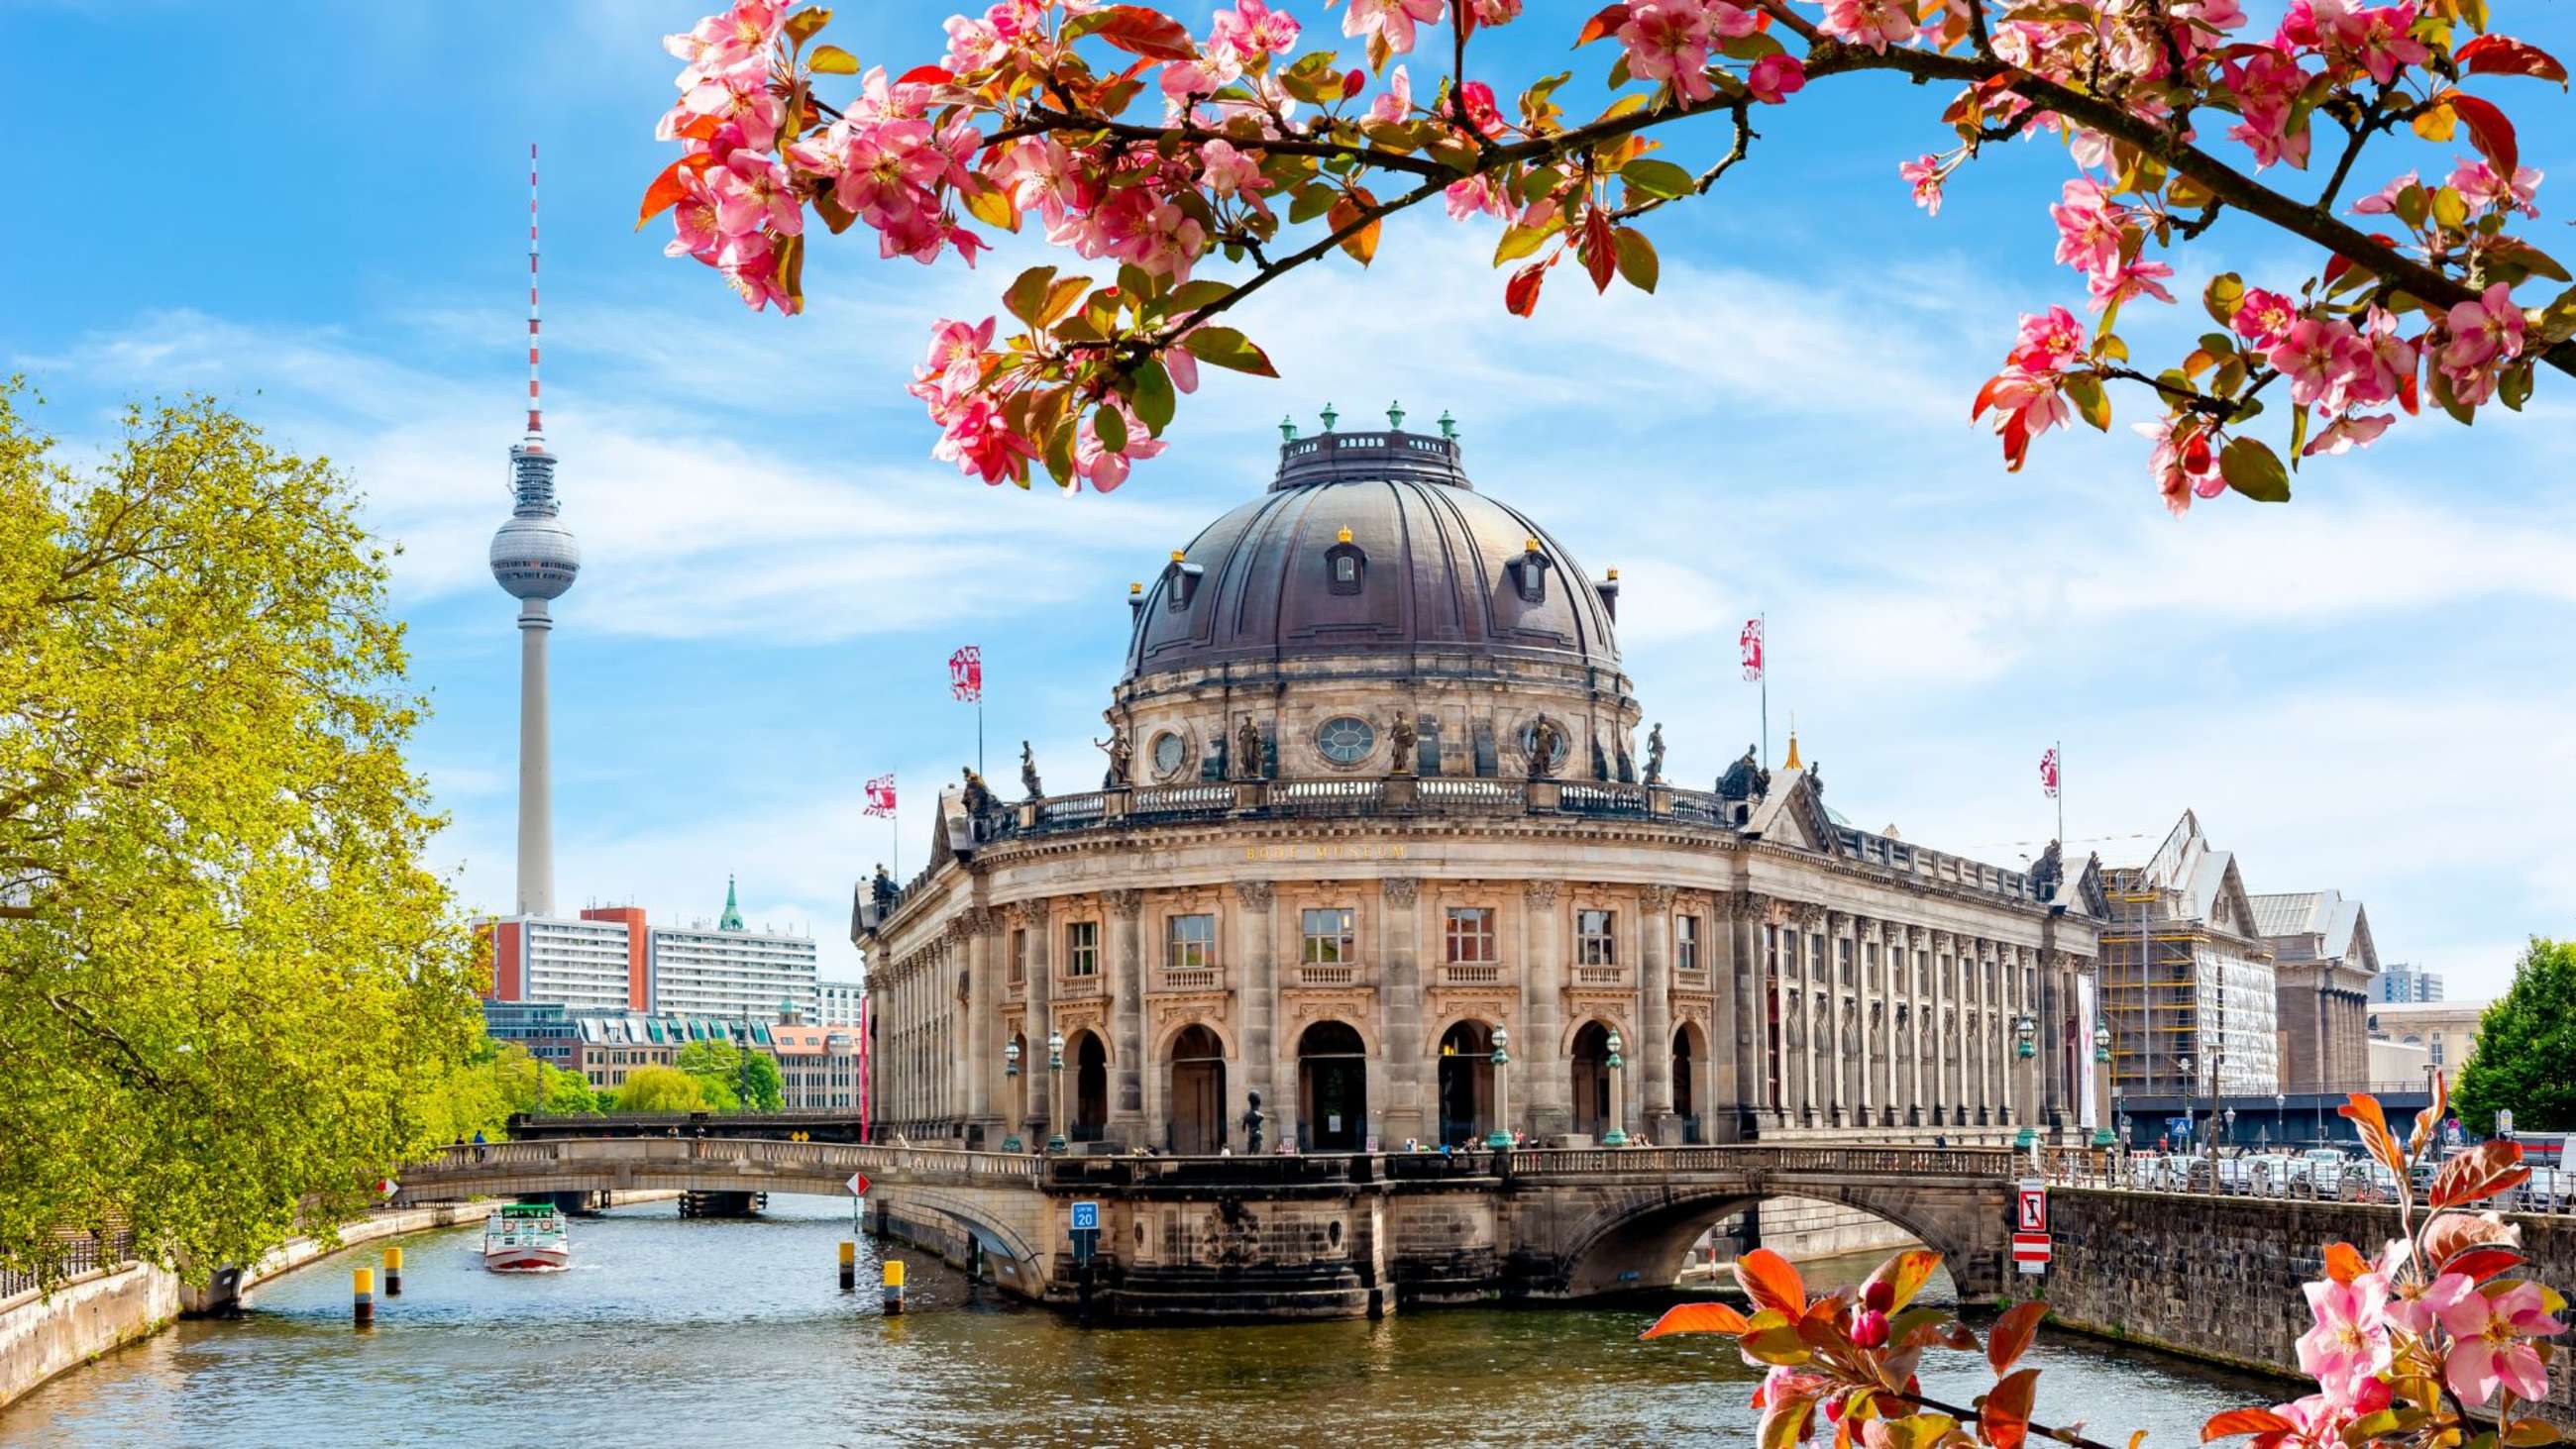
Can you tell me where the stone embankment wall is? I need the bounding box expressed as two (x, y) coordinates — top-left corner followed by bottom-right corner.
(2041, 1188), (2576, 1419)
(0, 1191), (675, 1412)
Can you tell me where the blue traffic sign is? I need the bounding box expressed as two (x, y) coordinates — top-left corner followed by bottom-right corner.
(1071, 1200), (1100, 1231)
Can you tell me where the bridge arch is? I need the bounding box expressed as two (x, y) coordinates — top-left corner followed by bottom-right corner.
(1547, 1183), (1978, 1299)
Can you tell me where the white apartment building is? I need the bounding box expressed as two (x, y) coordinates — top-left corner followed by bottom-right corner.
(479, 911), (642, 1013)
(647, 878), (818, 1022)
(773, 1023), (864, 1109)
(817, 980), (866, 1027)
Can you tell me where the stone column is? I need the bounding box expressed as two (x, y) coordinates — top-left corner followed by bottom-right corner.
(1826, 912), (1852, 1128)
(1234, 880), (1277, 1129)
(1019, 900), (1051, 1144)
(1639, 885), (1675, 1139)
(1858, 918), (1879, 1127)
(1720, 892), (1758, 1143)
(1380, 877), (1428, 1146)
(1522, 880), (1569, 1138)
(964, 910), (997, 1134)
(1966, 937), (1989, 1126)
(1107, 887), (1147, 1146)
(1796, 904), (1824, 1127)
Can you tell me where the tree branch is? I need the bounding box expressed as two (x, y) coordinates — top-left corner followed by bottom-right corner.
(1010, 103), (1454, 178)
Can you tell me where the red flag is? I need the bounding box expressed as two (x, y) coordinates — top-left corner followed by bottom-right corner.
(2039, 748), (2061, 799)
(949, 645), (983, 702)
(864, 774), (897, 818)
(1739, 618), (1765, 681)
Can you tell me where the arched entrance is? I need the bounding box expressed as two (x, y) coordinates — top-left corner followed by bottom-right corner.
(1167, 1024), (1227, 1154)
(1570, 1021), (1613, 1141)
(1071, 1030), (1110, 1143)
(1672, 1022), (1701, 1143)
(1297, 1021), (1368, 1151)
(1437, 1020), (1496, 1147)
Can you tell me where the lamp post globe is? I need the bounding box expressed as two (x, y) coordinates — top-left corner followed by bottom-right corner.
(1001, 1038), (1023, 1153)
(2091, 1019), (2117, 1145)
(1601, 1028), (1628, 1147)
(1487, 1026), (1514, 1151)
(1045, 1030), (1068, 1154)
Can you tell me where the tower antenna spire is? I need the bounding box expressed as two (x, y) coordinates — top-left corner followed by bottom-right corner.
(526, 142), (542, 438)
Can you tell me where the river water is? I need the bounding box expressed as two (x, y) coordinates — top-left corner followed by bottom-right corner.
(1, 1196), (2288, 1447)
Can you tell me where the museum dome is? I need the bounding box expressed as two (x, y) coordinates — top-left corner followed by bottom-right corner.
(1122, 419), (1623, 688)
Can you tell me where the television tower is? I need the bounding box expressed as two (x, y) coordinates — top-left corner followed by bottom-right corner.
(487, 143), (580, 917)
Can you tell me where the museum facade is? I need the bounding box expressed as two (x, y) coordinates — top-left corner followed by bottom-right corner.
(858, 422), (2113, 1153)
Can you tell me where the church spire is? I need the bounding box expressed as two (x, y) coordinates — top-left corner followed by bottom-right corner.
(1782, 729), (1802, 772)
(719, 874), (744, 932)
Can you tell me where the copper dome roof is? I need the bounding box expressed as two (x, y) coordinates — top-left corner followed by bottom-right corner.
(1122, 429), (1622, 685)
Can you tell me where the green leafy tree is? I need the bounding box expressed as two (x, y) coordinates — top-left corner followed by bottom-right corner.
(0, 384), (479, 1289)
(541, 1066), (601, 1116)
(735, 1051), (785, 1113)
(614, 1065), (707, 1114)
(2452, 938), (2576, 1134)
(674, 1039), (747, 1112)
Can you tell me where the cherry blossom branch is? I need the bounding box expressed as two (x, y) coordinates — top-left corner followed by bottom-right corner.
(1880, 1389), (2122, 1449)
(1002, 105), (1455, 177)
(1145, 171), (1456, 347)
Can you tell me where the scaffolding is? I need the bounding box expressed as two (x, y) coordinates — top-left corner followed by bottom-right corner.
(2099, 869), (2280, 1102)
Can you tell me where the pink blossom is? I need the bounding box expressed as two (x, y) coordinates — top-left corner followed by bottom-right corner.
(2449, 157), (2543, 218)
(2009, 305), (2087, 373)
(666, 1), (786, 89)
(2384, 1269), (2473, 1337)
(712, 151), (804, 237)
(1820, 0), (1915, 51)
(2334, 3), (2427, 83)
(2442, 282), (2526, 372)
(2049, 178), (2129, 279)
(2136, 415), (2225, 513)
(944, 11), (1013, 72)
(2230, 288), (2301, 348)
(1073, 399), (1167, 492)
(986, 137), (1083, 228)
(683, 69), (788, 151)
(1468, 0), (1523, 24)
(1618, 1), (1722, 102)
(2088, 259), (2175, 311)
(1198, 139), (1267, 200)
(1342, 0), (1446, 54)
(1370, 64), (1415, 123)
(1211, 0), (1304, 60)
(1162, 46), (1245, 98)
(1900, 155), (1947, 215)
(665, 167), (727, 263)
(2332, 306), (2415, 409)
(910, 316), (996, 419)
(2294, 1273), (2392, 1398)
(2437, 1282), (2565, 1406)
(2268, 317), (2361, 407)
(827, 118), (944, 228)
(1975, 366), (2072, 470)
(2220, 47), (2311, 169)
(2261, 1379), (2393, 1448)
(2349, 169), (2418, 216)
(2303, 412), (2393, 456)
(1444, 172), (1510, 221)
(931, 394), (1040, 484)
(1749, 53), (1806, 104)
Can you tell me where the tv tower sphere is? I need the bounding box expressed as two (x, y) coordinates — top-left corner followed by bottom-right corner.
(489, 440), (582, 599)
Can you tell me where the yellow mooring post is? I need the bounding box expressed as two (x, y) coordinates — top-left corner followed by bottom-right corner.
(352, 1267), (375, 1327)
(881, 1258), (906, 1315)
(382, 1246), (403, 1296)
(838, 1240), (857, 1292)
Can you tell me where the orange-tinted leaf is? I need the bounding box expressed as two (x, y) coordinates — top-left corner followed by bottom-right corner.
(2448, 91), (2520, 178)
(1864, 1250), (1945, 1315)
(1504, 260), (1548, 317)
(1329, 188), (1382, 266)
(2442, 1245), (2526, 1283)
(1640, 1300), (1753, 1338)
(2431, 1138), (2528, 1209)
(896, 63), (952, 86)
(1575, 3), (1633, 47)
(1580, 209), (1617, 292)
(2457, 35), (2569, 86)
(1735, 1248), (1810, 1318)
(2340, 1093), (2407, 1177)
(1981, 1367), (2039, 1449)
(2411, 1069), (2449, 1159)
(2323, 1242), (2369, 1286)
(634, 153), (717, 232)
(1988, 1300), (2048, 1375)
(2201, 1407), (2297, 1441)
(1078, 5), (1198, 61)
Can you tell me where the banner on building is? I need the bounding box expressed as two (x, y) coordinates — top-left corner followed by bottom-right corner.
(864, 775), (897, 818)
(949, 645), (983, 702)
(1740, 618), (1765, 681)
(2040, 746), (2061, 799)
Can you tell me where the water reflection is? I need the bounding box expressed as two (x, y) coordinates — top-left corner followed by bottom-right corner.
(1, 1197), (2286, 1447)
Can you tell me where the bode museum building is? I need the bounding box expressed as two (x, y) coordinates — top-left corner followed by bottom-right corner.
(858, 420), (2114, 1154)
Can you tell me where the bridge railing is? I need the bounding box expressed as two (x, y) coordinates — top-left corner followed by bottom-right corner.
(1505, 1144), (2018, 1179)
(409, 1137), (1041, 1184)
(2033, 1147), (2576, 1216)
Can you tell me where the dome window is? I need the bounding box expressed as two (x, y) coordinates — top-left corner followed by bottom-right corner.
(1316, 716), (1377, 767)
(1507, 536), (1552, 604)
(1326, 525), (1366, 596)
(1163, 549), (1205, 611)
(1150, 731), (1187, 778)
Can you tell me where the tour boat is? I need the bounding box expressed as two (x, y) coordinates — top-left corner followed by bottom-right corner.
(483, 1203), (571, 1272)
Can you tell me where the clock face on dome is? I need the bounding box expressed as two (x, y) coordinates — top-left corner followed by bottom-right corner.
(1152, 732), (1186, 776)
(1316, 716), (1376, 766)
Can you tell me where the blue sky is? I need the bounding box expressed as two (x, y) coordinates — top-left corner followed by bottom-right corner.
(7, 1), (2573, 992)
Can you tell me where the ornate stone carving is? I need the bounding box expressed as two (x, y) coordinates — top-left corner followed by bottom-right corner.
(1234, 880), (1274, 910)
(961, 906), (1003, 939)
(1524, 880), (1561, 908)
(1640, 884), (1677, 912)
(1389, 714), (1417, 774)
(1105, 888), (1144, 920)
(1793, 902), (1827, 931)
(1843, 1003), (1861, 1053)
(1095, 709), (1132, 788)
(1004, 900), (1040, 927)
(1723, 890), (1767, 922)
(1785, 992), (1805, 1047)
(1381, 876), (1419, 906)
(1895, 1004), (1913, 1059)
(1285, 989), (1377, 1044)
(1527, 715), (1563, 779)
(1234, 715), (1265, 781)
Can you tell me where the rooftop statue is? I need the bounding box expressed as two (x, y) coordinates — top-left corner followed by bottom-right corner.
(1645, 723), (1666, 784)
(1234, 715), (1265, 781)
(1095, 711), (1132, 788)
(1020, 741), (1044, 801)
(1527, 715), (1562, 779)
(1388, 713), (1417, 774)
(960, 766), (996, 817)
(1716, 745), (1770, 803)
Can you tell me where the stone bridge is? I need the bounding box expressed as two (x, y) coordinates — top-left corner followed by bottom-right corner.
(399, 1137), (2027, 1319)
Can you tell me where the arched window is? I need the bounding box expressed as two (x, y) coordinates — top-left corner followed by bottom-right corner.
(1325, 536), (1366, 595)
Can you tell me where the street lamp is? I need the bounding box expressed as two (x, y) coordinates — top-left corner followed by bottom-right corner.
(1602, 1028), (1628, 1147)
(1045, 1029), (1067, 1154)
(1487, 1026), (1514, 1151)
(2275, 1090), (2286, 1150)
(2092, 1019), (2116, 1147)
(2177, 1053), (2195, 1153)
(1002, 1038), (1022, 1153)
(2012, 1014), (2038, 1151)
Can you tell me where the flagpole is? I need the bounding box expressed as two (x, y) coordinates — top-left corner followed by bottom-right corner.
(1760, 612), (1770, 772)
(2055, 739), (2065, 845)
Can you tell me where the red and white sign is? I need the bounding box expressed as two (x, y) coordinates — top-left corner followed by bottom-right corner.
(845, 1172), (871, 1197)
(1739, 618), (1765, 681)
(2016, 1180), (2048, 1233)
(864, 774), (897, 819)
(2012, 1232), (2053, 1270)
(949, 645), (984, 702)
